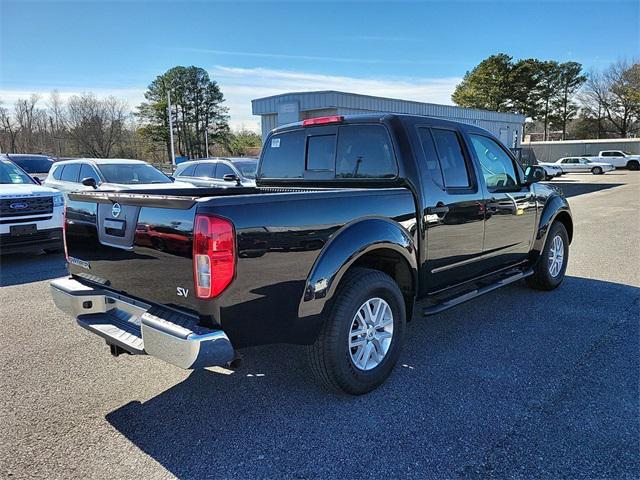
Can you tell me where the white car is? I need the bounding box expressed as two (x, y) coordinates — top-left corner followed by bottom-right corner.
(537, 162), (564, 180)
(174, 157), (258, 187)
(589, 150), (640, 170)
(44, 158), (192, 194)
(0, 157), (64, 254)
(555, 157), (615, 175)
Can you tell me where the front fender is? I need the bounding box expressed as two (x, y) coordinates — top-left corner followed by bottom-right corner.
(530, 193), (572, 261)
(298, 217), (417, 320)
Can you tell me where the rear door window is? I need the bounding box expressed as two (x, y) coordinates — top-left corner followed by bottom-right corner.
(60, 163), (81, 183)
(194, 163), (216, 178)
(431, 129), (472, 188)
(336, 125), (397, 178)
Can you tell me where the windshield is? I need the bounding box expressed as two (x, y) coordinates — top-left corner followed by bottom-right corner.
(9, 155), (54, 173)
(98, 163), (171, 184)
(233, 160), (258, 179)
(0, 160), (35, 184)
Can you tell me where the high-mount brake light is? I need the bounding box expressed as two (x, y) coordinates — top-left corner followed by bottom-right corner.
(193, 215), (235, 299)
(302, 115), (344, 126)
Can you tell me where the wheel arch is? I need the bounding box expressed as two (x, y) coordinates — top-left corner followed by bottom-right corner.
(530, 194), (573, 262)
(298, 217), (418, 327)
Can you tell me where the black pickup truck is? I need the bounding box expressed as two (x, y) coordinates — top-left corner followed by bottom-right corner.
(51, 114), (572, 394)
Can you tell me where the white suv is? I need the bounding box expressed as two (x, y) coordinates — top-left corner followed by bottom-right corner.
(0, 157), (64, 254)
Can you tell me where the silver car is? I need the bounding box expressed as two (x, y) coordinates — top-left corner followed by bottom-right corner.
(44, 158), (192, 193)
(555, 157), (615, 175)
(174, 158), (258, 187)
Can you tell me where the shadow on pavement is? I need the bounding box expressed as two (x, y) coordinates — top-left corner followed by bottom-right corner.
(106, 276), (640, 479)
(0, 252), (67, 287)
(550, 182), (624, 198)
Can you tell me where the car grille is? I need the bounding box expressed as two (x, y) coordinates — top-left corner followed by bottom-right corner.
(0, 196), (53, 218)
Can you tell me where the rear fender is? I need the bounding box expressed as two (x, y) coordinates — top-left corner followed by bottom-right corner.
(298, 217), (417, 320)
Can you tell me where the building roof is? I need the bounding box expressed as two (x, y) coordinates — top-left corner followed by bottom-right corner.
(252, 90), (525, 124)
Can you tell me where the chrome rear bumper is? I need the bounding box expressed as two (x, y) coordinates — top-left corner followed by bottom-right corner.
(50, 277), (235, 369)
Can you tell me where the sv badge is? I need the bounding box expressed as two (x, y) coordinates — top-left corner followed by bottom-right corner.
(177, 287), (189, 298)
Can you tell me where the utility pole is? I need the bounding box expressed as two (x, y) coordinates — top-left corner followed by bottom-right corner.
(204, 125), (209, 158)
(167, 91), (176, 165)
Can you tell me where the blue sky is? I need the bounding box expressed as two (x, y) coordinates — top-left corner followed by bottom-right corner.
(1, 0), (638, 130)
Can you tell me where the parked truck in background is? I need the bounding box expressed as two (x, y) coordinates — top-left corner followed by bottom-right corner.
(51, 114), (572, 394)
(588, 150), (640, 170)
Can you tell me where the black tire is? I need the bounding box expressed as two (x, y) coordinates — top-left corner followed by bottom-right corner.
(591, 167), (603, 175)
(627, 160), (639, 171)
(306, 267), (406, 395)
(526, 222), (569, 291)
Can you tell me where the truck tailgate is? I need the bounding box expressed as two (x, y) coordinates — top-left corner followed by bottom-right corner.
(64, 191), (198, 312)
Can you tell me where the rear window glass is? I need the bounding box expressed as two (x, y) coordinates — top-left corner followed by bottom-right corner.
(10, 156), (53, 173)
(260, 125), (396, 180)
(431, 129), (471, 188)
(177, 164), (196, 176)
(336, 125), (396, 179)
(261, 130), (305, 179)
(307, 135), (336, 171)
(61, 163), (81, 182)
(52, 165), (63, 180)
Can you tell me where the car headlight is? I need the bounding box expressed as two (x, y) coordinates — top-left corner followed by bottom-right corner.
(52, 195), (64, 207)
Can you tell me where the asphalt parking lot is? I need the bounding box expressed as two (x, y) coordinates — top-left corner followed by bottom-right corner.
(1, 172), (638, 479)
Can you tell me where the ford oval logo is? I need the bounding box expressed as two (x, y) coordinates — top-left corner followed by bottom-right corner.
(111, 203), (121, 218)
(10, 202), (29, 210)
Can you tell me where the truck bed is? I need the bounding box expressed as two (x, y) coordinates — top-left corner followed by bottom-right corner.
(64, 186), (417, 347)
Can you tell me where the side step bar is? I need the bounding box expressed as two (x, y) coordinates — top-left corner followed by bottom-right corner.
(423, 269), (533, 316)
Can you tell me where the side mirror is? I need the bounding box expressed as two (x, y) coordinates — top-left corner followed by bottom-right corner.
(523, 166), (545, 185)
(223, 173), (241, 186)
(81, 177), (98, 189)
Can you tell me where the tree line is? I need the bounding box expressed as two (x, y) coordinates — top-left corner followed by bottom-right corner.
(453, 55), (639, 140)
(0, 66), (261, 163)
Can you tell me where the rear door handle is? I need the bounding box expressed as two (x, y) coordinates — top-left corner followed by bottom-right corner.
(427, 205), (449, 215)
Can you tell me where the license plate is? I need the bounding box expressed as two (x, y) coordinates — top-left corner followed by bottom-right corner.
(104, 218), (126, 237)
(10, 224), (37, 236)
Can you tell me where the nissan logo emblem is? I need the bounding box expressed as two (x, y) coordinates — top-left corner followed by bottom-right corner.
(111, 203), (122, 218)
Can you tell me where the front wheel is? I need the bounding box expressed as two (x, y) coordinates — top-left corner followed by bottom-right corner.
(306, 267), (406, 395)
(591, 167), (603, 175)
(526, 222), (569, 291)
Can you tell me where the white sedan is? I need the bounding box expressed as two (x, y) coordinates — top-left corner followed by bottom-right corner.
(555, 157), (615, 175)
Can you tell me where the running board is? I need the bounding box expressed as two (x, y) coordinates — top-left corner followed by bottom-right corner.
(423, 269), (533, 316)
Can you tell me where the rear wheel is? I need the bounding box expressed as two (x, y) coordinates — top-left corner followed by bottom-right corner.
(306, 267), (406, 395)
(591, 166), (603, 175)
(526, 222), (569, 291)
(627, 160), (639, 171)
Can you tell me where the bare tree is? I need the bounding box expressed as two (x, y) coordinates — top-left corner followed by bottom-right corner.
(66, 94), (128, 157)
(582, 59), (640, 137)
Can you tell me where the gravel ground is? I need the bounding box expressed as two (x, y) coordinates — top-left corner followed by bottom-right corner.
(1, 172), (638, 479)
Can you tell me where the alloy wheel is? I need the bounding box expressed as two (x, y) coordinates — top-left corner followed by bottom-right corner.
(348, 297), (394, 371)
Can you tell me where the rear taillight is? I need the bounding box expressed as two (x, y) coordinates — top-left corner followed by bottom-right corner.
(62, 205), (69, 262)
(193, 215), (235, 299)
(302, 115), (344, 126)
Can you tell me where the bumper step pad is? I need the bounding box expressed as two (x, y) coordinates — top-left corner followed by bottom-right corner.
(77, 309), (145, 354)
